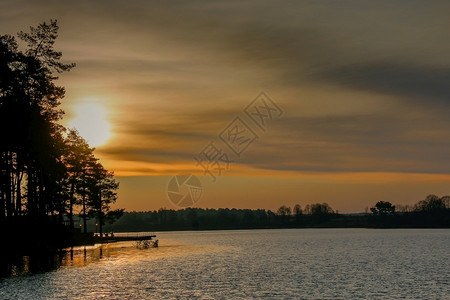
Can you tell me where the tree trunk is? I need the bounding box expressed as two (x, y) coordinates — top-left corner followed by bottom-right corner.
(69, 181), (74, 228)
(0, 152), (6, 223)
(82, 191), (87, 234)
(98, 190), (103, 236)
(16, 170), (22, 217)
(5, 151), (13, 220)
(27, 165), (37, 220)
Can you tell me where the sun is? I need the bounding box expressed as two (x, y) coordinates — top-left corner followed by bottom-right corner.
(69, 103), (112, 147)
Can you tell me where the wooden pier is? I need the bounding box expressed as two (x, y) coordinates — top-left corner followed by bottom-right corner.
(92, 232), (157, 243)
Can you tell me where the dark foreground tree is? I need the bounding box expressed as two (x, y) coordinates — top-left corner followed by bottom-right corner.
(87, 162), (122, 236)
(0, 20), (122, 252)
(0, 20), (75, 226)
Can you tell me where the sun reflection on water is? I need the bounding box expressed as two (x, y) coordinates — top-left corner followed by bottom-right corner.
(2, 239), (234, 277)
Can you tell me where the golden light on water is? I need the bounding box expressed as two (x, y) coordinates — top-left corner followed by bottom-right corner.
(69, 102), (112, 147)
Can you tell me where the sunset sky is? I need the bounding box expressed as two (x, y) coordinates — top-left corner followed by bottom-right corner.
(1, 1), (450, 212)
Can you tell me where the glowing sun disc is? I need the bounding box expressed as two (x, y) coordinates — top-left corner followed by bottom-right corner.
(69, 103), (111, 147)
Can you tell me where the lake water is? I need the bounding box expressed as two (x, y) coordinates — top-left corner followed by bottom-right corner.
(0, 229), (449, 299)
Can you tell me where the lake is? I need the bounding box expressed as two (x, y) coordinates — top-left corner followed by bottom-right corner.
(0, 229), (449, 299)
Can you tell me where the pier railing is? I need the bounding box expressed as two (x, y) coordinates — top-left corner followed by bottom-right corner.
(112, 232), (156, 238)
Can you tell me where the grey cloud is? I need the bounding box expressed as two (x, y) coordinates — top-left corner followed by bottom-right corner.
(4, 0), (450, 176)
(234, 113), (450, 173)
(55, 1), (450, 110)
(314, 63), (450, 106)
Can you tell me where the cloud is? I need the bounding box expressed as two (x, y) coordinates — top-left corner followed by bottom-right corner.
(315, 63), (450, 107)
(3, 0), (450, 178)
(231, 112), (450, 174)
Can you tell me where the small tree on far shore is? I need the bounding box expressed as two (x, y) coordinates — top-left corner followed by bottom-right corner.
(293, 204), (302, 218)
(310, 203), (334, 215)
(276, 205), (291, 223)
(370, 201), (395, 215)
(415, 194), (448, 212)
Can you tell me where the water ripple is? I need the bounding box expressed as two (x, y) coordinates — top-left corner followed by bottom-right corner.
(0, 229), (449, 299)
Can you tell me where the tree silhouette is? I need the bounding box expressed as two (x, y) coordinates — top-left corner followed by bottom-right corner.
(309, 203), (334, 215)
(1, 20), (74, 225)
(0, 20), (122, 251)
(370, 201), (395, 215)
(87, 162), (121, 236)
(415, 194), (447, 212)
(293, 204), (302, 218)
(276, 205), (291, 223)
(276, 205), (291, 216)
(62, 129), (98, 231)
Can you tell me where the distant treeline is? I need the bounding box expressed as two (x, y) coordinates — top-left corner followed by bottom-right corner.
(103, 194), (450, 232)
